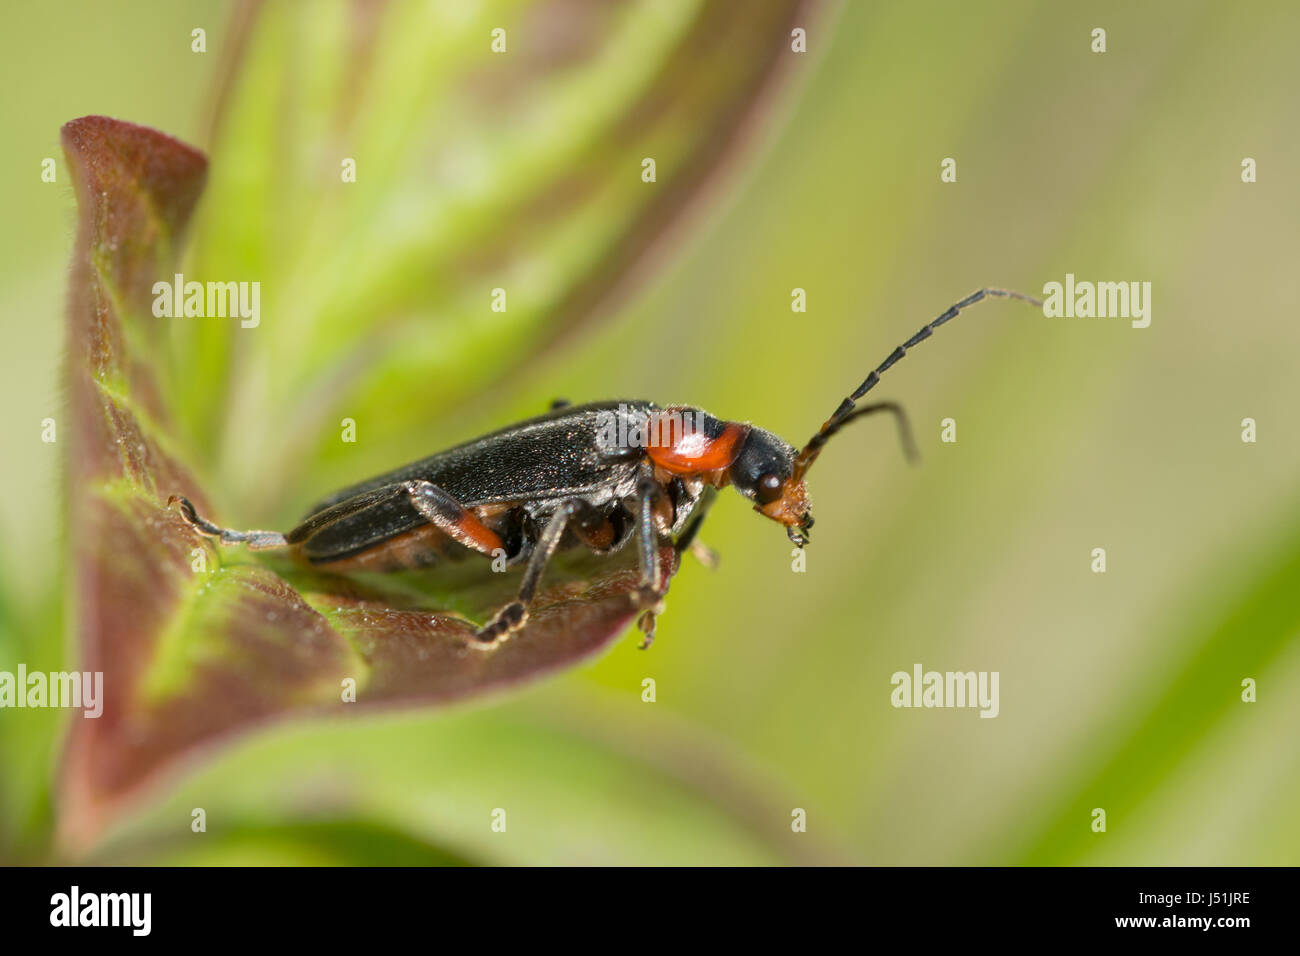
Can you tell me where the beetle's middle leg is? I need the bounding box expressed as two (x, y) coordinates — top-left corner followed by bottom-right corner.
(632, 473), (677, 650)
(472, 498), (604, 647)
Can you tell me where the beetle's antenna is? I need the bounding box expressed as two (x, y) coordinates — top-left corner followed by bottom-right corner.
(792, 288), (1041, 479)
(813, 401), (918, 466)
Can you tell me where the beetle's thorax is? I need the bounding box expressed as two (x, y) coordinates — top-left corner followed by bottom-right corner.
(642, 406), (748, 476)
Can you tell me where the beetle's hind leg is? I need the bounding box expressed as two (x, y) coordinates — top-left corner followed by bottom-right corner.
(168, 496), (288, 550)
(399, 481), (506, 556)
(472, 498), (605, 647)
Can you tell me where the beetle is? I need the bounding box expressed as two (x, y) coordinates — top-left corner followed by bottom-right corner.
(171, 288), (1039, 649)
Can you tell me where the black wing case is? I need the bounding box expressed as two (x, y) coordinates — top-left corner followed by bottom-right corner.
(295, 401), (654, 563)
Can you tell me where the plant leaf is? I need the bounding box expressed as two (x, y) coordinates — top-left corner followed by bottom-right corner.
(56, 116), (678, 850)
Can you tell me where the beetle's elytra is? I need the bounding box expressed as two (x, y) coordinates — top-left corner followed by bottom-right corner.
(172, 288), (1039, 649)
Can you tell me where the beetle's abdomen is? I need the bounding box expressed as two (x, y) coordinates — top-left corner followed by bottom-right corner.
(300, 521), (461, 572)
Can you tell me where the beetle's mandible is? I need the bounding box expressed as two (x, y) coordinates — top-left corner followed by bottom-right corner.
(171, 288), (1040, 649)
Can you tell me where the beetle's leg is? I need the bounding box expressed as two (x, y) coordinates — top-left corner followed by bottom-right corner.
(632, 474), (674, 650)
(548, 397), (571, 411)
(473, 499), (599, 647)
(399, 480), (505, 557)
(168, 496), (288, 550)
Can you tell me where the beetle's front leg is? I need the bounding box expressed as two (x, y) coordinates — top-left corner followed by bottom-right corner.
(472, 498), (601, 647)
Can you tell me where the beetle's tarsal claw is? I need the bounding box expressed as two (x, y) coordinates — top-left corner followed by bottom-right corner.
(637, 610), (657, 650)
(472, 601), (527, 647)
(170, 494), (218, 536)
(632, 585), (666, 649)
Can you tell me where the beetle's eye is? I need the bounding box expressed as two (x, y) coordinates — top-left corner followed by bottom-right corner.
(755, 473), (783, 505)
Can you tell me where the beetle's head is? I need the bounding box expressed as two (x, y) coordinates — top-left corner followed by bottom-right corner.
(654, 291), (1044, 549)
(736, 390), (924, 548)
(728, 427), (814, 547)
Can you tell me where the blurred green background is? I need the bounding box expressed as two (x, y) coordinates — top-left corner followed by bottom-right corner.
(2, 0), (1299, 865)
